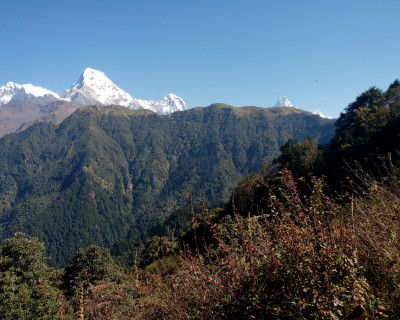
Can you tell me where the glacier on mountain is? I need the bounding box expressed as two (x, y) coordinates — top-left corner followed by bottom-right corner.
(137, 93), (188, 114)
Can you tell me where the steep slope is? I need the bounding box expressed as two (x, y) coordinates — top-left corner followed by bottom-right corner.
(0, 96), (80, 137)
(61, 68), (138, 107)
(0, 104), (335, 266)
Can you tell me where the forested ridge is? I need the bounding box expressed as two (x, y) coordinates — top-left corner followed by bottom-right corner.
(0, 103), (334, 267)
(1, 79), (400, 319)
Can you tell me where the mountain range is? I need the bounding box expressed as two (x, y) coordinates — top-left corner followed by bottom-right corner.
(272, 96), (333, 119)
(0, 103), (335, 266)
(0, 68), (188, 114)
(0, 81), (60, 104)
(0, 68), (335, 137)
(60, 68), (188, 114)
(0, 68), (338, 266)
(0, 68), (189, 137)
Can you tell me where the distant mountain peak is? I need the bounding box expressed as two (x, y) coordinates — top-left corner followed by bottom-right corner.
(1, 68), (188, 114)
(61, 67), (135, 107)
(61, 68), (188, 114)
(162, 94), (188, 112)
(79, 68), (112, 88)
(273, 96), (295, 108)
(83, 67), (103, 76)
(0, 81), (59, 106)
(313, 109), (334, 119)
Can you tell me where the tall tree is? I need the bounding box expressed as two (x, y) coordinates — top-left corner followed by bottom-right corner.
(333, 87), (385, 151)
(273, 139), (323, 179)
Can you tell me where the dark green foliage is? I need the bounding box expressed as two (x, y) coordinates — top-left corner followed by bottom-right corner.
(0, 233), (71, 319)
(139, 235), (179, 268)
(334, 86), (385, 146)
(273, 138), (324, 178)
(1, 76), (400, 317)
(324, 79), (400, 190)
(268, 79), (400, 194)
(0, 232), (49, 278)
(0, 104), (334, 267)
(62, 245), (122, 299)
(231, 165), (286, 217)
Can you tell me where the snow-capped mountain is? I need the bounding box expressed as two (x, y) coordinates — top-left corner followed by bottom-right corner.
(0, 68), (188, 115)
(313, 109), (333, 119)
(137, 94), (188, 114)
(0, 82), (59, 105)
(61, 68), (138, 107)
(0, 68), (189, 137)
(273, 96), (295, 108)
(272, 97), (334, 118)
(61, 68), (188, 115)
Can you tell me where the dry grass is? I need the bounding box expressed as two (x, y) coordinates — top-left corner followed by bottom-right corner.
(75, 167), (400, 319)
(346, 162), (400, 318)
(131, 169), (379, 319)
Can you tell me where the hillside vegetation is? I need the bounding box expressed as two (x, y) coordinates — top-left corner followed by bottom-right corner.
(2, 168), (399, 319)
(1, 80), (399, 319)
(0, 103), (334, 267)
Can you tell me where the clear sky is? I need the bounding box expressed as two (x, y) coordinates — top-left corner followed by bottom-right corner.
(1, 0), (399, 117)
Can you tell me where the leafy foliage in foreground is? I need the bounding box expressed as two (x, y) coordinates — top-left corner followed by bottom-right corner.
(327, 79), (400, 188)
(0, 233), (71, 319)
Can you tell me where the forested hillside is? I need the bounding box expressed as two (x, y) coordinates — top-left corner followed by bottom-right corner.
(1, 80), (400, 319)
(0, 103), (334, 266)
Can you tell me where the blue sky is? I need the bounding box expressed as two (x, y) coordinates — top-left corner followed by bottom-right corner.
(1, 0), (399, 117)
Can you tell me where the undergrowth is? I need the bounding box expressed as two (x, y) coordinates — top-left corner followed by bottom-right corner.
(131, 169), (393, 319)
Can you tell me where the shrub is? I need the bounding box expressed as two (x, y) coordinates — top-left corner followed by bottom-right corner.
(136, 170), (376, 319)
(346, 160), (400, 318)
